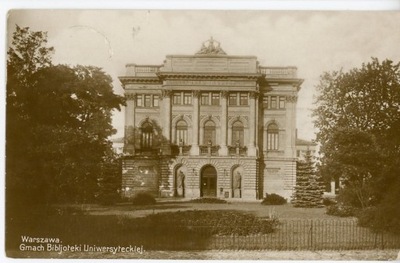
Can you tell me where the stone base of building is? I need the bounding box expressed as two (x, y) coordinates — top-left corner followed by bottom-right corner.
(121, 155), (296, 201)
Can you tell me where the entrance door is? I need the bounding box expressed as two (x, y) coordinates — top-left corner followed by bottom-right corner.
(201, 166), (217, 197)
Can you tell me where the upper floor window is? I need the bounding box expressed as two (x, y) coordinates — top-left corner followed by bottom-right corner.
(173, 92), (192, 105)
(229, 92), (248, 106)
(204, 120), (216, 145)
(176, 120), (188, 145)
(201, 93), (209, 105)
(267, 123), (279, 151)
(232, 120), (244, 146)
(136, 94), (159, 108)
(263, 95), (286, 110)
(211, 93), (220, 105)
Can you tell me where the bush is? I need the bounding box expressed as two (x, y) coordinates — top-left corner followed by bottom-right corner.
(323, 197), (337, 206)
(261, 193), (287, 205)
(357, 206), (400, 234)
(189, 198), (227, 204)
(131, 193), (156, 206)
(326, 204), (357, 217)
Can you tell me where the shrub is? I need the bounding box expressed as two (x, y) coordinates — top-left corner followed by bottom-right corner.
(326, 204), (357, 217)
(261, 193), (287, 205)
(322, 197), (337, 206)
(189, 198), (227, 204)
(131, 193), (156, 206)
(357, 206), (400, 234)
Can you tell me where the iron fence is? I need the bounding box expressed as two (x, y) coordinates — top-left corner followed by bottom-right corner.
(128, 219), (400, 251)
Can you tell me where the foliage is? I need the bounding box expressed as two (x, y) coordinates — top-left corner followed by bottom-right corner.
(313, 57), (400, 230)
(292, 151), (324, 207)
(6, 25), (125, 207)
(326, 204), (358, 217)
(135, 210), (280, 236)
(189, 197), (228, 204)
(322, 197), (337, 206)
(261, 193), (287, 205)
(131, 193), (156, 206)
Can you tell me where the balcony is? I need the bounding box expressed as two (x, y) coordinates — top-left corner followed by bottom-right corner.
(171, 145), (191, 156)
(228, 146), (247, 156)
(259, 66), (297, 79)
(200, 145), (220, 156)
(134, 148), (161, 156)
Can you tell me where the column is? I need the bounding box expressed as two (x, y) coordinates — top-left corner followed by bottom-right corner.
(219, 91), (229, 156)
(247, 91), (258, 156)
(190, 90), (200, 155)
(161, 90), (172, 155)
(285, 95), (297, 158)
(124, 93), (136, 154)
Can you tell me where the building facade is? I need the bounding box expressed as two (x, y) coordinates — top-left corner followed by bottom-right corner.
(119, 38), (303, 200)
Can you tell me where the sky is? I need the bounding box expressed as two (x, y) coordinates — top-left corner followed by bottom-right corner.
(6, 10), (400, 141)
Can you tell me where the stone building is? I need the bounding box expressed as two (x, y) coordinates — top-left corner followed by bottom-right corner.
(119, 38), (303, 200)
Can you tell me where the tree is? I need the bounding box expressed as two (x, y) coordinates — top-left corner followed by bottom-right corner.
(292, 151), (324, 207)
(6, 25), (125, 207)
(313, 57), (400, 231)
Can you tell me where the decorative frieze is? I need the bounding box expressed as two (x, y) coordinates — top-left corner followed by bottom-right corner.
(286, 95), (298, 103)
(125, 93), (137, 100)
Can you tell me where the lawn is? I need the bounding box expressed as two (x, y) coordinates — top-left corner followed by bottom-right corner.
(77, 201), (337, 220)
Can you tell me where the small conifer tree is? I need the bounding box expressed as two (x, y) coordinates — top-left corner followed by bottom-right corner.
(292, 150), (324, 207)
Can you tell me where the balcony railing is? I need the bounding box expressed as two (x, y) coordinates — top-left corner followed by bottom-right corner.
(134, 148), (161, 156)
(259, 66), (297, 79)
(126, 64), (161, 77)
(171, 145), (191, 156)
(228, 146), (247, 156)
(200, 145), (220, 156)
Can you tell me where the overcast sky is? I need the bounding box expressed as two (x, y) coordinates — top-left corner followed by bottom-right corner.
(7, 10), (400, 140)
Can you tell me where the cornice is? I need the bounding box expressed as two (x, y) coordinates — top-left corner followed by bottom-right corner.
(119, 76), (162, 86)
(157, 72), (263, 80)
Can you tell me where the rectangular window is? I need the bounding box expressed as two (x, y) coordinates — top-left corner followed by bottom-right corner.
(173, 93), (181, 105)
(211, 93), (220, 105)
(136, 95), (143, 107)
(279, 96), (285, 109)
(153, 95), (159, 107)
(263, 96), (268, 108)
(183, 92), (192, 105)
(201, 93), (209, 105)
(271, 96), (277, 109)
(240, 93), (248, 106)
(229, 93), (237, 106)
(177, 129), (188, 145)
(144, 95), (151, 107)
(204, 129), (216, 145)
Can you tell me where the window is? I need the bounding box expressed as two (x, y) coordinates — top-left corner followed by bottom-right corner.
(183, 92), (192, 105)
(232, 120), (244, 146)
(144, 95), (151, 107)
(201, 93), (209, 105)
(173, 93), (181, 105)
(229, 93), (237, 106)
(176, 120), (188, 145)
(141, 122), (153, 149)
(267, 123), (279, 151)
(263, 96), (268, 108)
(240, 93), (248, 105)
(136, 95), (143, 107)
(270, 96), (277, 109)
(211, 93), (220, 105)
(204, 120), (216, 145)
(153, 95), (159, 107)
(279, 96), (285, 109)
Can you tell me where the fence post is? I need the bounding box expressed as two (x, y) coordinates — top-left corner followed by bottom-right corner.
(310, 220), (314, 250)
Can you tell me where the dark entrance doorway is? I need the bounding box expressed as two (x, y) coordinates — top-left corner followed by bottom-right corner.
(201, 166), (217, 197)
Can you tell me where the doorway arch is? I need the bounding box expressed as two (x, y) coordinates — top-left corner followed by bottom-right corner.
(200, 165), (217, 197)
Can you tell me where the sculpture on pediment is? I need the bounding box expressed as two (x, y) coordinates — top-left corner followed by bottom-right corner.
(196, 37), (227, 55)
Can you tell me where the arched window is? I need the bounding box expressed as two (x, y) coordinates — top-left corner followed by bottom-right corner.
(204, 120), (216, 145)
(267, 123), (279, 151)
(232, 120), (244, 146)
(176, 120), (188, 145)
(141, 122), (153, 149)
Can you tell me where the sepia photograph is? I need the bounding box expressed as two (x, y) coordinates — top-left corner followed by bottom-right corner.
(4, 8), (400, 261)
